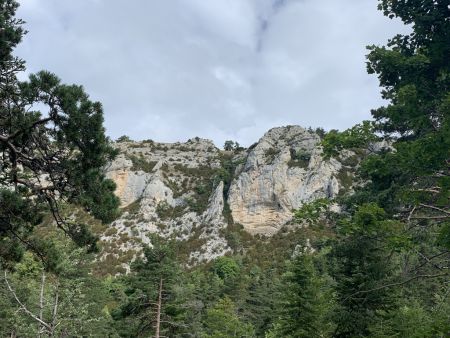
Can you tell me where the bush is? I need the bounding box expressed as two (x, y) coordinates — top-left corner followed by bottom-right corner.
(128, 154), (157, 173)
(212, 256), (240, 280)
(116, 135), (132, 142)
(288, 148), (311, 168)
(264, 148), (279, 164)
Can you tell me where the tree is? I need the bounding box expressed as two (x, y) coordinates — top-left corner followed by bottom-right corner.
(321, 121), (380, 159)
(223, 140), (244, 152)
(224, 140), (235, 151)
(368, 299), (450, 338)
(362, 0), (450, 297)
(364, 0), (450, 228)
(0, 232), (117, 337)
(331, 204), (403, 337)
(212, 256), (240, 281)
(113, 236), (187, 337)
(116, 135), (132, 143)
(240, 266), (281, 336)
(268, 252), (335, 338)
(318, 2), (450, 336)
(0, 0), (119, 267)
(202, 296), (255, 338)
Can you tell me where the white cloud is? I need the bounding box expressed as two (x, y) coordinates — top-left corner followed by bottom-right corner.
(15, 0), (409, 147)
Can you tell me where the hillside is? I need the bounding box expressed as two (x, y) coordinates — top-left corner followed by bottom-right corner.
(99, 125), (361, 271)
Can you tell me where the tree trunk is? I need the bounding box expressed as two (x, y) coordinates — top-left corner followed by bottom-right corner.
(38, 272), (46, 338)
(3, 271), (52, 333)
(155, 278), (163, 338)
(49, 282), (59, 337)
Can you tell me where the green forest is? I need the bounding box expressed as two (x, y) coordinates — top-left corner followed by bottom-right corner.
(1, 0), (449, 337)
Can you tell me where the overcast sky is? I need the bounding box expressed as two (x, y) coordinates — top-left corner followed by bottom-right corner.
(16, 0), (408, 147)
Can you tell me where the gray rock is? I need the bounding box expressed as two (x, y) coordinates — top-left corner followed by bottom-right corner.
(101, 126), (354, 264)
(228, 126), (341, 235)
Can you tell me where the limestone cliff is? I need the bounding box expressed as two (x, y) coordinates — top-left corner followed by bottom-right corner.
(228, 126), (341, 235)
(100, 126), (357, 267)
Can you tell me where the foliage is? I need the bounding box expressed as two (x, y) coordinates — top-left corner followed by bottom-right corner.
(224, 140), (244, 152)
(128, 154), (157, 173)
(314, 127), (327, 139)
(2, 1), (450, 337)
(212, 256), (240, 280)
(294, 198), (331, 225)
(116, 135), (132, 142)
(321, 121), (379, 158)
(368, 299), (450, 338)
(202, 297), (255, 338)
(112, 235), (185, 336)
(264, 148), (279, 164)
(0, 234), (117, 337)
(224, 140), (234, 151)
(288, 148), (311, 168)
(155, 201), (186, 221)
(331, 204), (404, 337)
(172, 163), (220, 214)
(268, 253), (335, 338)
(0, 0), (119, 268)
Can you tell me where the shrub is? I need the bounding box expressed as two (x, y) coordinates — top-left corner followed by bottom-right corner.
(116, 135), (132, 142)
(288, 148), (311, 168)
(128, 154), (157, 173)
(212, 256), (240, 280)
(264, 148), (279, 164)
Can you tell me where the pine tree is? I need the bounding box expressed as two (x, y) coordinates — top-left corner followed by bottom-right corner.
(113, 236), (189, 337)
(0, 0), (119, 268)
(331, 204), (402, 337)
(268, 251), (335, 338)
(202, 296), (255, 338)
(241, 266), (281, 336)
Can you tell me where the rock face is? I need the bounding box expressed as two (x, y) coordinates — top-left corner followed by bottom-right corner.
(228, 126), (341, 235)
(103, 138), (230, 265)
(101, 126), (354, 266)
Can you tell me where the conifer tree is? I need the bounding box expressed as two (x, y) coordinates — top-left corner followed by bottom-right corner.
(268, 251), (335, 338)
(202, 296), (255, 338)
(113, 236), (188, 337)
(318, 2), (450, 336)
(364, 0), (450, 237)
(0, 0), (119, 268)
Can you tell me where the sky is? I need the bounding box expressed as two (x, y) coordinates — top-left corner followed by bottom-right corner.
(16, 0), (409, 147)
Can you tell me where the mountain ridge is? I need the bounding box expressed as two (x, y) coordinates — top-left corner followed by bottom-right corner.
(98, 125), (361, 271)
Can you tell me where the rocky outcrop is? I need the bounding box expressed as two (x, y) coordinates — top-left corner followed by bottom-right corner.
(101, 126), (356, 266)
(228, 126), (341, 235)
(101, 138), (229, 264)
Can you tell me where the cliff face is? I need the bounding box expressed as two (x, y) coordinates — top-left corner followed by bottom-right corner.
(102, 126), (352, 265)
(228, 126), (341, 235)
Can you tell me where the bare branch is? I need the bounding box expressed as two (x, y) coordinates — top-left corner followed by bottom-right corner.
(344, 273), (450, 303)
(38, 272), (46, 338)
(419, 203), (450, 215)
(3, 270), (52, 331)
(413, 188), (441, 194)
(411, 215), (448, 220)
(51, 281), (59, 330)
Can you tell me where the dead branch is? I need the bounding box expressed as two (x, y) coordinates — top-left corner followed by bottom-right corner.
(3, 270), (52, 331)
(343, 272), (449, 303)
(418, 203), (450, 215)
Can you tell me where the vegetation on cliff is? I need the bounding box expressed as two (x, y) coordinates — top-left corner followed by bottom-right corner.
(1, 0), (449, 337)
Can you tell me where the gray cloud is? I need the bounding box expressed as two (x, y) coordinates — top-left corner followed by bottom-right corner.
(16, 0), (409, 146)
